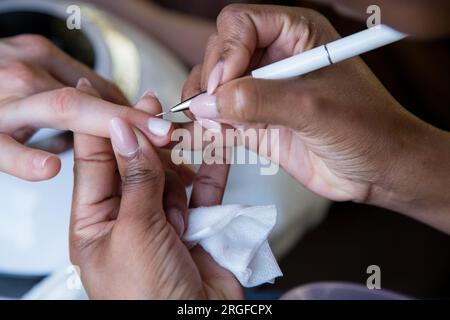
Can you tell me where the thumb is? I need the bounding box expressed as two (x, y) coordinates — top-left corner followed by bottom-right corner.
(109, 117), (165, 222)
(189, 77), (307, 129)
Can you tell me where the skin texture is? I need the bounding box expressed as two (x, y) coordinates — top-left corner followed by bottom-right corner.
(70, 82), (242, 300)
(184, 4), (450, 233)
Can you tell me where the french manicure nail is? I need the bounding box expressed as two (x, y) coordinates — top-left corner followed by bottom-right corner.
(198, 118), (222, 132)
(109, 118), (139, 157)
(189, 93), (219, 119)
(33, 154), (50, 170)
(148, 117), (172, 137)
(167, 210), (185, 237)
(207, 61), (224, 95)
(140, 88), (158, 99)
(77, 77), (92, 88)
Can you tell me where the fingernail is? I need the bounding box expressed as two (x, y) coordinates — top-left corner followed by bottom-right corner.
(189, 93), (219, 119)
(140, 88), (158, 99)
(76, 77), (92, 88)
(109, 118), (139, 157)
(198, 118), (222, 132)
(207, 61), (224, 95)
(167, 210), (185, 237)
(33, 154), (51, 170)
(148, 117), (171, 137)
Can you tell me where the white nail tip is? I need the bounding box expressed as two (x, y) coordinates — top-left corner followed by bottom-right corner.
(148, 118), (171, 137)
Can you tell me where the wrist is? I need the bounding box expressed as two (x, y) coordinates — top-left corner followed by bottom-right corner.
(368, 114), (450, 232)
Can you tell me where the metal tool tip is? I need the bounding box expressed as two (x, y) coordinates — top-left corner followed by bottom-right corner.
(155, 111), (168, 117)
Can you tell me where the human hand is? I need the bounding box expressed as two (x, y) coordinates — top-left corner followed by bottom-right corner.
(184, 4), (450, 231)
(69, 82), (242, 299)
(0, 34), (173, 181)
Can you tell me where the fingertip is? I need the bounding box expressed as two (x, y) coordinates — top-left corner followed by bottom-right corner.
(135, 89), (162, 115)
(76, 77), (92, 88)
(76, 77), (101, 98)
(44, 155), (62, 178)
(147, 117), (173, 140)
(32, 153), (61, 181)
(109, 117), (139, 158)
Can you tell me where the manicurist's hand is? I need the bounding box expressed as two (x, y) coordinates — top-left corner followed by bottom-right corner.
(183, 4), (450, 233)
(69, 81), (242, 300)
(0, 35), (173, 181)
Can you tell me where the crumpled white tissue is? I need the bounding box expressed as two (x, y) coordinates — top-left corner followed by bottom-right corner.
(183, 204), (283, 288)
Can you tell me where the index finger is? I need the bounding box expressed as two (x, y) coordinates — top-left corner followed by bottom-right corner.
(3, 88), (174, 148)
(202, 4), (336, 89)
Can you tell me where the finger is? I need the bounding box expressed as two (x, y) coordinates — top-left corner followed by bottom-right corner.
(183, 65), (204, 101)
(189, 151), (231, 208)
(71, 80), (117, 218)
(0, 61), (63, 98)
(31, 76), (100, 156)
(200, 4), (273, 92)
(132, 89), (175, 145)
(163, 170), (188, 237)
(0, 133), (61, 181)
(3, 86), (174, 147)
(158, 148), (196, 186)
(109, 117), (165, 223)
(200, 33), (223, 92)
(182, 65), (203, 121)
(133, 91), (197, 186)
(12, 127), (36, 143)
(201, 5), (338, 92)
(5, 35), (129, 105)
(70, 80), (118, 258)
(71, 132), (117, 229)
(134, 89), (160, 114)
(189, 77), (308, 129)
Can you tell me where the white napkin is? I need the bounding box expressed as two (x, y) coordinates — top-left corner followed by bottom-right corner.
(183, 204), (283, 288)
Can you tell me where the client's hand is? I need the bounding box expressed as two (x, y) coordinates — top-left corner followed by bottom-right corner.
(0, 35), (172, 181)
(69, 82), (242, 299)
(183, 4), (450, 232)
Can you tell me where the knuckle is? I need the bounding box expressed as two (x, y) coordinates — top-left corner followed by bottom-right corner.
(19, 34), (53, 58)
(50, 87), (79, 120)
(218, 3), (246, 23)
(217, 6), (253, 59)
(194, 174), (224, 193)
(121, 161), (163, 191)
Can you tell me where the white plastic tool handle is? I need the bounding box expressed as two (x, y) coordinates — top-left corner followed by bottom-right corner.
(251, 24), (406, 80)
